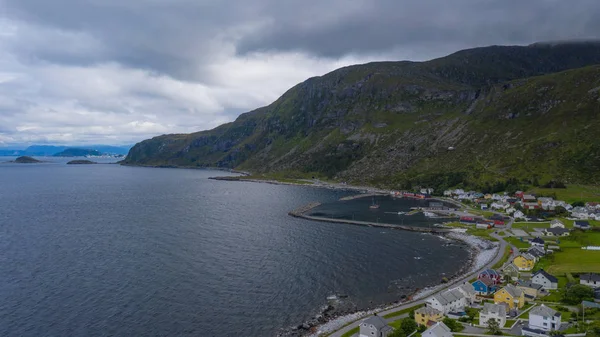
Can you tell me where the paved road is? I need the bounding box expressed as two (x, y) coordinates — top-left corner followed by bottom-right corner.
(328, 232), (510, 337)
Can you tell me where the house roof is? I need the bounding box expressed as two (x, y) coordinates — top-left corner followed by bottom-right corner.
(480, 269), (500, 277)
(530, 305), (560, 318)
(432, 289), (466, 305)
(575, 221), (591, 227)
(581, 273), (600, 282)
(545, 228), (570, 235)
(424, 322), (453, 337)
(550, 219), (564, 225)
(363, 315), (391, 330)
(502, 262), (519, 272)
(517, 280), (544, 290)
(481, 303), (506, 316)
(474, 277), (496, 287)
(530, 237), (545, 244)
(518, 253), (535, 261)
(527, 248), (545, 258)
(457, 283), (477, 296)
(502, 284), (523, 298)
(416, 306), (442, 316)
(534, 269), (558, 283)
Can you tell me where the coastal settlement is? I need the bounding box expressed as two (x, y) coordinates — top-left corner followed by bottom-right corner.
(305, 186), (600, 337)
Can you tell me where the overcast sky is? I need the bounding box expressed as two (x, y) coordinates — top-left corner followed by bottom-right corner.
(1, 0), (599, 147)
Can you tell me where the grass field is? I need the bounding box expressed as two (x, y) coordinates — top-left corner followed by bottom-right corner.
(535, 231), (600, 273)
(466, 228), (499, 241)
(340, 326), (359, 337)
(530, 184), (600, 203)
(505, 236), (531, 249)
(383, 304), (424, 319)
(512, 222), (550, 230)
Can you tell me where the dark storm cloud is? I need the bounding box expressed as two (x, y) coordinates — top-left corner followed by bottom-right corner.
(4, 0), (600, 76)
(236, 0), (600, 58)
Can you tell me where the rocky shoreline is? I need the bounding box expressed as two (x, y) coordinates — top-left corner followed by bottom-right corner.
(277, 232), (498, 337)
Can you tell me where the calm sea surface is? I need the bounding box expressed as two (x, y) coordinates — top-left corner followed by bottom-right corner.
(0, 157), (469, 336)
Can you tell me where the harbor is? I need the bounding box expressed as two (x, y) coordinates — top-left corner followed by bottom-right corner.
(288, 198), (454, 233)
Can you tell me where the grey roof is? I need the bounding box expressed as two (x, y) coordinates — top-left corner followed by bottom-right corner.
(527, 248), (545, 258)
(517, 280), (544, 290)
(530, 305), (560, 318)
(545, 228), (570, 235)
(575, 221), (591, 227)
(503, 284), (523, 298)
(534, 269), (558, 283)
(481, 303), (506, 316)
(520, 253), (535, 261)
(581, 273), (600, 282)
(502, 262), (519, 272)
(363, 315), (390, 330)
(530, 237), (545, 244)
(550, 219), (564, 225)
(425, 322), (453, 337)
(416, 306), (442, 316)
(432, 288), (466, 305)
(457, 283), (477, 296)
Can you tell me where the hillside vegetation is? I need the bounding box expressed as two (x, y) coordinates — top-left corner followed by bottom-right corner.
(124, 42), (600, 191)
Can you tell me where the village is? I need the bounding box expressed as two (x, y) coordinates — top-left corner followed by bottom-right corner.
(345, 188), (600, 337)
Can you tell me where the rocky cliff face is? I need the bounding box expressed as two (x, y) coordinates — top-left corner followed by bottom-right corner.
(124, 42), (600, 189)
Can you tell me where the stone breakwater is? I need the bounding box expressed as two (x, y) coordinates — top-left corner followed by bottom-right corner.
(288, 203), (452, 234)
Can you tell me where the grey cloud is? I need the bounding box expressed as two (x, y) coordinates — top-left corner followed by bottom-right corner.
(1, 0), (600, 146)
(236, 0), (600, 59)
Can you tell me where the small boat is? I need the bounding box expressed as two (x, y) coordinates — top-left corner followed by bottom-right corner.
(369, 197), (380, 209)
(423, 211), (436, 217)
(326, 294), (338, 301)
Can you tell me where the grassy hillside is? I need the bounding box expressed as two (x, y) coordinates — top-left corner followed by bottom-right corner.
(124, 42), (600, 191)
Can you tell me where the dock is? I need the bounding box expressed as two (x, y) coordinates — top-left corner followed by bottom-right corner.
(338, 193), (383, 201)
(288, 203), (452, 234)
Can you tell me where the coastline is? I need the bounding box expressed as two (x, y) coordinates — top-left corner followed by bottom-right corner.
(280, 231), (499, 337)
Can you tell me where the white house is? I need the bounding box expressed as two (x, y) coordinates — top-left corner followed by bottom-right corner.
(528, 305), (561, 331)
(531, 269), (558, 290)
(506, 207), (517, 215)
(543, 228), (570, 237)
(491, 202), (510, 210)
(479, 303), (507, 328)
(550, 219), (565, 228)
(422, 322), (453, 337)
(359, 315), (393, 337)
(426, 288), (468, 314)
(513, 210), (526, 219)
(574, 221), (591, 230)
(580, 273), (600, 288)
(529, 237), (545, 248)
(455, 283), (477, 305)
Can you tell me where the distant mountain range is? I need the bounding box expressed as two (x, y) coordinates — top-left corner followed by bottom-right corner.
(0, 145), (132, 157)
(123, 41), (600, 191)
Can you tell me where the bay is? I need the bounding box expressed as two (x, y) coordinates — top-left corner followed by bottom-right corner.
(0, 158), (469, 336)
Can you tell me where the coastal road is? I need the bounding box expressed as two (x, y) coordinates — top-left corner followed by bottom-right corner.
(328, 232), (510, 337)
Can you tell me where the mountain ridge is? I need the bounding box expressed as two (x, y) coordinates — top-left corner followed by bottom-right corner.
(123, 42), (600, 191)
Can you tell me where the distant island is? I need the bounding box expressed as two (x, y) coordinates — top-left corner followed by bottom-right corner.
(67, 160), (97, 165)
(53, 148), (102, 157)
(12, 156), (43, 163)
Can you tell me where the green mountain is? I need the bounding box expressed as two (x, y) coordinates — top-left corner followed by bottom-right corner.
(54, 148), (102, 157)
(123, 42), (600, 191)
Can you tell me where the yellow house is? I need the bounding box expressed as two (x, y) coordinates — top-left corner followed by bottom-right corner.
(494, 284), (525, 309)
(415, 306), (443, 326)
(513, 253), (535, 271)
